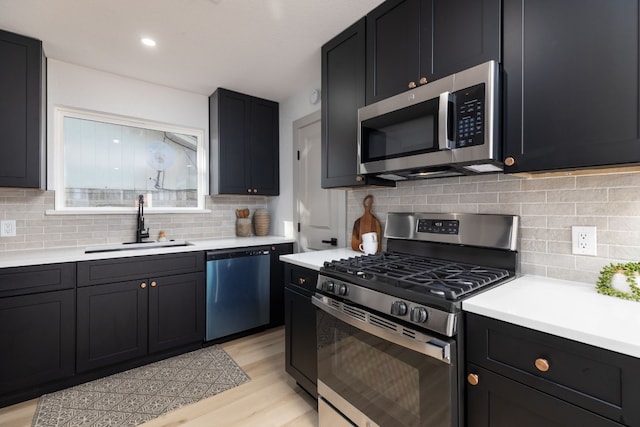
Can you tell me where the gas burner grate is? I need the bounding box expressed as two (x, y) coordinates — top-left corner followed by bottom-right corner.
(322, 252), (510, 300)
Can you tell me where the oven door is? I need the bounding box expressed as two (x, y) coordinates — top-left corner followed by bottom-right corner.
(313, 294), (458, 427)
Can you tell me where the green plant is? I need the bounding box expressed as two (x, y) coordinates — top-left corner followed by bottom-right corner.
(596, 262), (640, 302)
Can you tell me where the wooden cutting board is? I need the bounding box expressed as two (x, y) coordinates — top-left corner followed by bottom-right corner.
(351, 195), (382, 253)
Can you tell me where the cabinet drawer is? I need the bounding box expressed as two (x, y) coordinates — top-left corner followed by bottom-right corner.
(286, 264), (318, 293)
(0, 263), (75, 297)
(466, 313), (640, 425)
(78, 252), (205, 286)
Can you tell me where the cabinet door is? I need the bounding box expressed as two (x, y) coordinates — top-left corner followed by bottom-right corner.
(0, 290), (74, 396)
(269, 243), (294, 327)
(77, 280), (148, 372)
(148, 272), (205, 354)
(502, 0), (640, 173)
(0, 29), (44, 188)
(322, 19), (394, 189)
(249, 98), (279, 195)
(284, 286), (317, 398)
(431, 0), (500, 79)
(366, 0), (423, 104)
(216, 89), (252, 194)
(466, 364), (623, 427)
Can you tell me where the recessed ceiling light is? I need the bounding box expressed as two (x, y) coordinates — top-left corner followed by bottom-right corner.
(141, 38), (156, 47)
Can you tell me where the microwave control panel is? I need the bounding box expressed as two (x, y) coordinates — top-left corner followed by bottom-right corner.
(453, 83), (485, 148)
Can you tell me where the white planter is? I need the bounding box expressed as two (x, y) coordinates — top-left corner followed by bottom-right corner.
(610, 272), (640, 294)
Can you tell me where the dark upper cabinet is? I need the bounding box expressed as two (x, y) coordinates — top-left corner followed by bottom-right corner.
(502, 0), (640, 173)
(0, 29), (45, 189)
(210, 88), (279, 195)
(321, 18), (395, 188)
(366, 0), (500, 104)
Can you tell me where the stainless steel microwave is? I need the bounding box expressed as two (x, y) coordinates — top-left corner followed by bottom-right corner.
(357, 60), (501, 180)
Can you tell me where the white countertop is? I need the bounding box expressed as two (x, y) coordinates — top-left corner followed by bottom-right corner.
(0, 236), (295, 269)
(279, 248), (363, 271)
(463, 275), (640, 358)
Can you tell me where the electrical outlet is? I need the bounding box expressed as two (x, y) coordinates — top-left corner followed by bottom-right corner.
(571, 225), (597, 256)
(1, 220), (16, 237)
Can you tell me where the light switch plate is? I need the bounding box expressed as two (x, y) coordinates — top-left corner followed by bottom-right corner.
(1, 220), (16, 237)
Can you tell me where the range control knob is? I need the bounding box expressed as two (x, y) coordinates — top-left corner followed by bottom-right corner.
(410, 307), (429, 323)
(324, 281), (335, 293)
(337, 283), (348, 296)
(390, 301), (408, 316)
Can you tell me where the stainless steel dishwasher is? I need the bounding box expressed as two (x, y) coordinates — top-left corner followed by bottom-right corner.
(205, 247), (271, 341)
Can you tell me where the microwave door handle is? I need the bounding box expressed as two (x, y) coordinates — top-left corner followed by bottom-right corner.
(438, 91), (453, 150)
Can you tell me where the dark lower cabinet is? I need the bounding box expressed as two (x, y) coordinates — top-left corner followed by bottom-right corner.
(0, 29), (45, 189)
(148, 272), (205, 354)
(77, 280), (148, 372)
(465, 313), (640, 426)
(77, 253), (205, 373)
(502, 0), (640, 173)
(0, 290), (75, 399)
(0, 263), (75, 406)
(284, 264), (318, 398)
(269, 243), (294, 327)
(467, 363), (622, 427)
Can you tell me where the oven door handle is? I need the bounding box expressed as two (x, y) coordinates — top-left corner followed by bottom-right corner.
(313, 294), (451, 364)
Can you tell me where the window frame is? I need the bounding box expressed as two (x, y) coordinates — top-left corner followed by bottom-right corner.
(50, 106), (208, 214)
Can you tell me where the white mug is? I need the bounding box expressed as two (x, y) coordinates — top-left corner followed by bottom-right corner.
(359, 240), (377, 255)
(361, 232), (378, 243)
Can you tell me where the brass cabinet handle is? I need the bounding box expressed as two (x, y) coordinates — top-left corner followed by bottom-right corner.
(298, 278), (306, 285)
(504, 156), (516, 167)
(467, 373), (479, 386)
(419, 77), (428, 85)
(355, 175), (364, 182)
(247, 189), (252, 193)
(151, 281), (157, 287)
(253, 189), (258, 193)
(408, 81), (417, 89)
(140, 282), (147, 289)
(535, 358), (550, 372)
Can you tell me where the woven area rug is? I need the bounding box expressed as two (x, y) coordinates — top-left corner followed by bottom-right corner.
(32, 345), (250, 427)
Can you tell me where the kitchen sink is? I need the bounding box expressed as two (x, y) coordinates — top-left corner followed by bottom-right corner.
(85, 240), (193, 253)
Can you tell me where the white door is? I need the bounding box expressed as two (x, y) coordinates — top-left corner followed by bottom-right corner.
(293, 111), (346, 252)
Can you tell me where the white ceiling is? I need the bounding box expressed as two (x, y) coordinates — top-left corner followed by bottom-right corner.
(0, 0), (384, 102)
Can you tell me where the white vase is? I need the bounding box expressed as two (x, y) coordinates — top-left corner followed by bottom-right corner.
(610, 272), (639, 294)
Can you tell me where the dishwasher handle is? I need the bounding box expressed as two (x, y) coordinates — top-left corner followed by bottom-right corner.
(206, 247), (271, 261)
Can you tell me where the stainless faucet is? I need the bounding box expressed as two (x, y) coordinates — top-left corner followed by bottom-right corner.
(136, 194), (150, 243)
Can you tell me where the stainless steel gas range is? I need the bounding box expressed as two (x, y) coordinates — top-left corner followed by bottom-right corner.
(313, 212), (519, 427)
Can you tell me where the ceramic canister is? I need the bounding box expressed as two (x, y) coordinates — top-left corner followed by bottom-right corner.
(253, 208), (270, 236)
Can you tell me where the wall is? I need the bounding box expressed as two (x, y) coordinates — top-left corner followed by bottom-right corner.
(348, 170), (640, 284)
(0, 60), (267, 252)
(269, 80), (322, 237)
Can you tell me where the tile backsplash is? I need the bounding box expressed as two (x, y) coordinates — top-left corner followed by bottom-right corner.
(0, 190), (267, 252)
(348, 170), (640, 284)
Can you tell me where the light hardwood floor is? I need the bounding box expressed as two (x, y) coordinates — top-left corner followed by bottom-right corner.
(0, 327), (319, 427)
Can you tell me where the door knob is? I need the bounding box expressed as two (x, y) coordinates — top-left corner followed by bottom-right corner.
(140, 282), (147, 289)
(151, 281), (157, 287)
(322, 238), (338, 246)
(408, 81), (417, 89)
(419, 77), (428, 85)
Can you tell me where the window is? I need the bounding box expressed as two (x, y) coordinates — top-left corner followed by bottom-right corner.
(52, 107), (207, 212)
